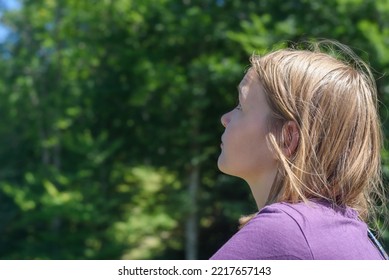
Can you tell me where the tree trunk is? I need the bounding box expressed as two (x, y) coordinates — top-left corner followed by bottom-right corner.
(185, 164), (200, 260)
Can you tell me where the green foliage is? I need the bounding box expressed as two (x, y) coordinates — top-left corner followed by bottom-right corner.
(0, 0), (388, 259)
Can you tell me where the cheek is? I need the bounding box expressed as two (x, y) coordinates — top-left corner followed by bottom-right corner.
(219, 121), (277, 176)
(217, 125), (240, 172)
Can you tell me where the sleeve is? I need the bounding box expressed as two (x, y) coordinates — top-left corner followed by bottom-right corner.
(209, 204), (313, 260)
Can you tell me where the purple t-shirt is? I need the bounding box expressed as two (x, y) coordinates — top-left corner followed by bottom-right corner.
(210, 201), (384, 260)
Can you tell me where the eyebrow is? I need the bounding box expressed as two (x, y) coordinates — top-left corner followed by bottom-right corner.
(237, 85), (242, 96)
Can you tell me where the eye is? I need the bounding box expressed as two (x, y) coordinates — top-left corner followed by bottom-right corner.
(235, 98), (242, 110)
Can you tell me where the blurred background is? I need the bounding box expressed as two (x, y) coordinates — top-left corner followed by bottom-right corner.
(0, 0), (388, 260)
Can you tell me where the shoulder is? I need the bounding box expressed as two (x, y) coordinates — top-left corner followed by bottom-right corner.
(247, 201), (331, 236)
(210, 201), (383, 260)
(260, 201), (381, 260)
(263, 200), (354, 227)
(210, 202), (314, 260)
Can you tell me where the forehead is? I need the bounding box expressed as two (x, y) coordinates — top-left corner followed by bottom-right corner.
(240, 68), (254, 84)
(239, 69), (257, 95)
(237, 68), (271, 112)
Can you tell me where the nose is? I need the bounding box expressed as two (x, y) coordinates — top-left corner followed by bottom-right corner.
(221, 111), (231, 128)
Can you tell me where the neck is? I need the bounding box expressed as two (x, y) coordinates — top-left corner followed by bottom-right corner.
(246, 168), (278, 210)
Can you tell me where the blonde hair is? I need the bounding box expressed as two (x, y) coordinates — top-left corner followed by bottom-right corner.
(246, 40), (387, 228)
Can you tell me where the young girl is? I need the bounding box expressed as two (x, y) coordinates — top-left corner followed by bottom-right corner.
(211, 41), (388, 260)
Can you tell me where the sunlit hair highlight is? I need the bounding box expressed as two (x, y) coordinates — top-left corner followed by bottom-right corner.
(248, 40), (386, 229)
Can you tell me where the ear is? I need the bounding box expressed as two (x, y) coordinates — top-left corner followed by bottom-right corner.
(282, 121), (299, 158)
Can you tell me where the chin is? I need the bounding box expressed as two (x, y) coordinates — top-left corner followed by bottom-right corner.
(217, 158), (235, 176)
(217, 155), (228, 173)
(217, 156), (224, 171)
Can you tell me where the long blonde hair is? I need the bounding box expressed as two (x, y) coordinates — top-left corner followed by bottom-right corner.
(246, 40), (386, 228)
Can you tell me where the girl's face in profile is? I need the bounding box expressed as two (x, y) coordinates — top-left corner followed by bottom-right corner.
(218, 69), (277, 184)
